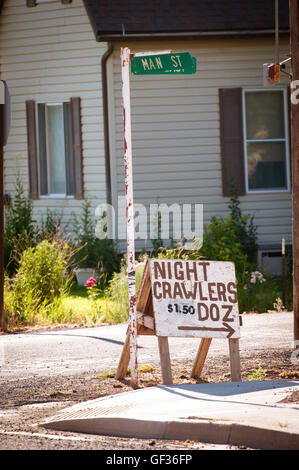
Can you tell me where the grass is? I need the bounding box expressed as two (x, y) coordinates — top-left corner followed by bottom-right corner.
(248, 366), (265, 381)
(93, 364), (157, 380)
(44, 283), (126, 327)
(4, 281), (128, 331)
(3, 258), (293, 331)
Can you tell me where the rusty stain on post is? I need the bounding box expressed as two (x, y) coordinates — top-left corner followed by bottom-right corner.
(121, 47), (138, 387)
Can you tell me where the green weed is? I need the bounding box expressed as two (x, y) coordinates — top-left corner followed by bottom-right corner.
(248, 366), (265, 381)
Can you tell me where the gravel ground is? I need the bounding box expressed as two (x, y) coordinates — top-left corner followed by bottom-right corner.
(0, 346), (298, 451)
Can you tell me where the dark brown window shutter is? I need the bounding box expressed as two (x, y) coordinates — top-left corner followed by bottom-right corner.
(70, 97), (83, 199)
(25, 100), (39, 200)
(61, 0), (72, 3)
(219, 88), (245, 197)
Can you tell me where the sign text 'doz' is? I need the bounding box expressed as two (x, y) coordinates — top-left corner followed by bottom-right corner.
(149, 259), (241, 339)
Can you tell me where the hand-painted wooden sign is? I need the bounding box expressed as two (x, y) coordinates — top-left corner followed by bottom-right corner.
(116, 258), (242, 385)
(130, 52), (196, 75)
(149, 259), (240, 339)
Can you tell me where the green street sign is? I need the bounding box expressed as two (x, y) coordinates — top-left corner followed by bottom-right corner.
(130, 52), (196, 75)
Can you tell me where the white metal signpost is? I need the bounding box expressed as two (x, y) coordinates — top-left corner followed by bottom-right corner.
(119, 48), (197, 388)
(118, 48), (241, 387)
(120, 47), (138, 388)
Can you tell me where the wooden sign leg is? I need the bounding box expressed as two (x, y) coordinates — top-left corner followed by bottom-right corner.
(115, 332), (130, 380)
(229, 338), (241, 382)
(191, 338), (212, 379)
(157, 336), (173, 385)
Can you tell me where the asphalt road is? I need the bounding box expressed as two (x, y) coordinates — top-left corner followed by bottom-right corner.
(0, 312), (294, 383)
(0, 312), (296, 451)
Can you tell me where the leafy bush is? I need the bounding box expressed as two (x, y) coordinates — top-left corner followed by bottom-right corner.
(200, 215), (250, 276)
(156, 242), (203, 261)
(248, 366), (265, 381)
(107, 257), (146, 323)
(198, 216), (284, 313)
(4, 239), (74, 326)
(237, 269), (292, 314)
(73, 200), (120, 280)
(145, 194), (283, 313)
(228, 191), (258, 263)
(38, 209), (63, 241)
(4, 180), (68, 276)
(16, 239), (71, 301)
(4, 178), (36, 274)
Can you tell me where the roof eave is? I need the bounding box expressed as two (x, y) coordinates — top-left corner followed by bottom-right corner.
(96, 29), (290, 42)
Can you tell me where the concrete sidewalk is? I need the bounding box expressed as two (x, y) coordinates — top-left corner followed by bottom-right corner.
(43, 380), (299, 450)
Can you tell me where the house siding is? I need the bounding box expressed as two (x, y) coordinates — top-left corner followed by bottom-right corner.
(109, 38), (292, 250)
(0, 2), (292, 254)
(0, 0), (107, 229)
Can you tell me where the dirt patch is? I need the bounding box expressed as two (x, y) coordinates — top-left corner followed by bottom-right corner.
(279, 390), (299, 403)
(0, 347), (298, 450)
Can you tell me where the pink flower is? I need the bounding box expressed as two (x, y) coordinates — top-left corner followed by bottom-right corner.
(250, 271), (266, 284)
(85, 277), (97, 288)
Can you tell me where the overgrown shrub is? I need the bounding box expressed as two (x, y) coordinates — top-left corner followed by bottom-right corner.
(237, 270), (292, 314)
(16, 239), (71, 300)
(156, 242), (203, 261)
(4, 178), (36, 274)
(107, 257), (146, 323)
(199, 215), (251, 276)
(228, 191), (258, 263)
(73, 200), (120, 280)
(37, 209), (63, 241)
(4, 238), (74, 326)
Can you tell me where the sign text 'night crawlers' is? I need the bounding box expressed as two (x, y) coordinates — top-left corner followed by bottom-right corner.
(150, 259), (241, 339)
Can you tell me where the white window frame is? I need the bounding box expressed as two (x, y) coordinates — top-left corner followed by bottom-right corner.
(242, 87), (290, 194)
(36, 101), (74, 199)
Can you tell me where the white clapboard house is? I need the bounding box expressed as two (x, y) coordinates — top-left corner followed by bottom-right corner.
(0, 0), (292, 272)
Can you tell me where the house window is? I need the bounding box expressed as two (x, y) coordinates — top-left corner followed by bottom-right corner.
(219, 87), (290, 197)
(37, 102), (74, 196)
(26, 97), (83, 200)
(243, 89), (290, 192)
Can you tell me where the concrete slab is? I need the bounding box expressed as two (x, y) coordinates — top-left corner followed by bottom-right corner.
(43, 380), (299, 450)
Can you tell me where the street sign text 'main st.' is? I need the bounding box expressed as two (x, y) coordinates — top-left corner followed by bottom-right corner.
(131, 51), (196, 75)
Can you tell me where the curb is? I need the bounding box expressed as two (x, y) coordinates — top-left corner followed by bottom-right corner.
(44, 415), (299, 450)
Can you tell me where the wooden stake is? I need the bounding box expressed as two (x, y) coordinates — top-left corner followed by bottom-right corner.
(229, 338), (241, 381)
(191, 338), (212, 379)
(157, 336), (173, 385)
(115, 331), (130, 380)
